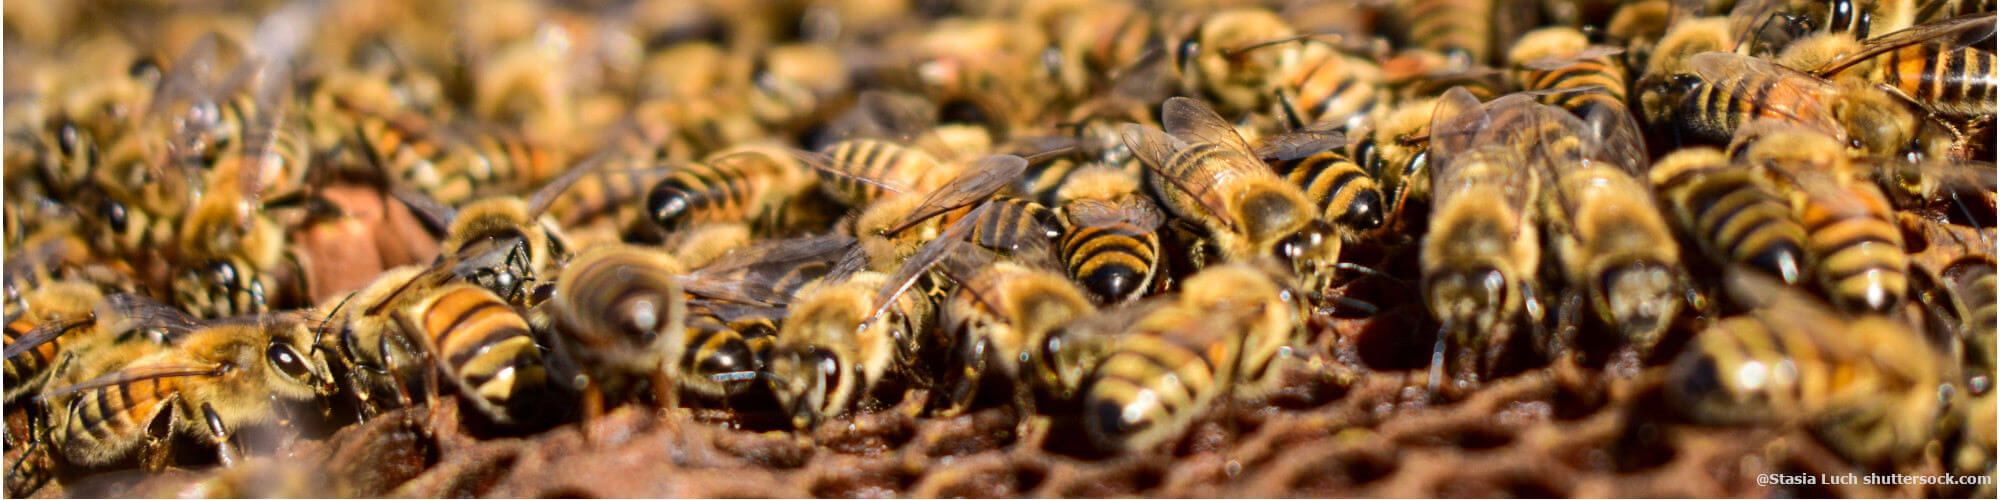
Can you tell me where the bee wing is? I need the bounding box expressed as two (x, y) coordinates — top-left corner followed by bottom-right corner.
(1002, 135), (1082, 164)
(2, 317), (96, 361)
(786, 147), (912, 195)
(1425, 86), (1491, 185)
(691, 300), (789, 325)
(1581, 100), (1651, 176)
(1062, 295), (1178, 338)
(36, 363), (225, 401)
(866, 201), (998, 328)
(96, 293), (203, 343)
(1726, 0), (1790, 51)
(885, 154), (1029, 234)
(1161, 96), (1258, 157)
(697, 233), (856, 276)
(1522, 45), (1627, 71)
(148, 34), (232, 120)
(1064, 197), (1167, 232)
(1254, 129), (1350, 162)
(1689, 52), (1848, 140)
(1814, 13), (1998, 77)
(1119, 123), (1186, 171)
(1121, 123), (1245, 232)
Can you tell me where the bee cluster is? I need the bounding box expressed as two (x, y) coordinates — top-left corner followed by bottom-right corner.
(4, 0), (1996, 497)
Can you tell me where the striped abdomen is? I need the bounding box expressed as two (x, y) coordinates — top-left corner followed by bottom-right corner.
(1280, 47), (1383, 130)
(1059, 216), (1161, 304)
(678, 307), (758, 398)
(432, 130), (561, 206)
(1519, 55), (1630, 118)
(171, 257), (296, 319)
(1083, 333), (1219, 452)
(411, 284), (547, 422)
(1876, 42), (1995, 119)
(54, 374), (181, 465)
(1655, 165), (1809, 284)
(4, 319), (63, 402)
(1401, 0), (1493, 65)
(647, 152), (805, 231)
(959, 197), (1064, 254)
(820, 140), (940, 207)
(1154, 143), (1286, 225)
(1275, 150), (1386, 234)
(1796, 183), (1908, 313)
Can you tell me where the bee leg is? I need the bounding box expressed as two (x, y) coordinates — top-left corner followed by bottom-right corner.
(579, 378), (605, 445)
(650, 365), (680, 423)
(137, 394), (183, 471)
(201, 403), (239, 468)
(1546, 291), (1584, 364)
(1009, 380), (1037, 441)
(1426, 324), (1450, 400)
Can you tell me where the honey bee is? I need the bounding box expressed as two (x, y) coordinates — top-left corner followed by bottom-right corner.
(1729, 0), (1920, 55)
(1121, 97), (1341, 289)
(746, 43), (850, 134)
(844, 153), (1033, 272)
(1667, 270), (1947, 466)
(43, 314), (336, 468)
(1731, 124), (1909, 312)
(315, 266), (556, 425)
(77, 131), (196, 268)
(1648, 147), (1810, 284)
(763, 269), (934, 430)
(1535, 101), (1686, 357)
(5, 283), (108, 404)
(1393, 0), (1497, 67)
(1636, 16), (1737, 142)
(1420, 89), (1547, 391)
(1270, 37), (1389, 133)
(1057, 195), (1166, 305)
(1932, 255), (1997, 394)
(1802, 13), (1996, 134)
(1506, 27), (1631, 119)
(172, 81), (320, 318)
(1165, 8), (1302, 115)
(423, 155), (606, 303)
(1041, 0), (1157, 101)
(541, 244), (689, 415)
(1258, 128), (1389, 240)
(1083, 263), (1302, 452)
(933, 260), (1097, 417)
(1348, 97), (1439, 224)
(645, 145), (822, 236)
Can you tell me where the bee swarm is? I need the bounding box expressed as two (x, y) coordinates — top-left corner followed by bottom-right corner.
(5, 0), (1995, 498)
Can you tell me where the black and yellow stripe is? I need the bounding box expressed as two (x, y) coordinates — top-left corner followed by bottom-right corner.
(821, 140), (940, 207)
(409, 284), (547, 422)
(53, 372), (180, 465)
(1650, 149), (1809, 284)
(1273, 149), (1386, 235)
(1797, 182), (1908, 313)
(677, 306), (758, 398)
(1400, 0), (1494, 65)
(1083, 330), (1218, 452)
(1880, 41), (1995, 119)
(1059, 216), (1161, 305)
